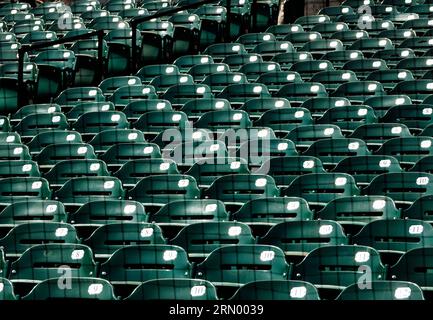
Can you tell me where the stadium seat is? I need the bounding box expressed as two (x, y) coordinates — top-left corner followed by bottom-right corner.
(336, 281), (424, 300)
(23, 277), (117, 300)
(125, 279), (218, 300)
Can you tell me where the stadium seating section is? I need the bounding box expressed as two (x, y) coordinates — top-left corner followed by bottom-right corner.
(0, 0), (433, 301)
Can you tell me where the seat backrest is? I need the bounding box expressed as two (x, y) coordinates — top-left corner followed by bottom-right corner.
(195, 244), (289, 286)
(23, 277), (117, 300)
(0, 177), (51, 204)
(99, 244), (192, 284)
(9, 243), (96, 281)
(125, 279), (218, 300)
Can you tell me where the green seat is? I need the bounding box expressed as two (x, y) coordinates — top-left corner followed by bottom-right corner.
(0, 160), (39, 179)
(201, 72), (247, 94)
(396, 58), (433, 78)
(55, 87), (105, 107)
(375, 137), (433, 166)
(128, 174), (200, 206)
(171, 221), (255, 258)
(303, 138), (370, 168)
(135, 64), (180, 83)
(237, 138), (298, 167)
(66, 102), (115, 121)
(202, 43), (248, 62)
(0, 132), (19, 144)
(203, 174), (279, 206)
(342, 58), (388, 80)
(173, 55), (214, 73)
(36, 143), (97, 169)
(293, 245), (386, 289)
(330, 30), (369, 47)
(366, 69), (414, 91)
(44, 159), (110, 188)
(390, 80), (433, 102)
(310, 70), (358, 92)
(0, 62), (37, 85)
(259, 220), (348, 257)
(400, 20), (433, 38)
(353, 219), (433, 254)
(299, 39), (344, 58)
(311, 22), (349, 39)
(195, 110), (252, 131)
(271, 52), (313, 70)
(289, 60), (334, 81)
(390, 247), (433, 290)
(257, 155), (324, 187)
(99, 244), (192, 285)
(406, 4), (433, 17)
(150, 74), (194, 94)
(72, 111), (129, 135)
(372, 48), (416, 68)
(294, 15), (330, 30)
(216, 84), (270, 108)
(54, 177), (125, 206)
(283, 31), (322, 49)
(0, 222), (79, 257)
(27, 131), (83, 155)
(266, 24), (304, 40)
(238, 62), (280, 82)
(336, 280), (424, 300)
(404, 195), (433, 223)
(123, 99), (172, 121)
(99, 76), (141, 97)
(364, 172), (433, 205)
(186, 157), (249, 187)
(322, 50), (364, 69)
(410, 155), (433, 174)
(221, 54), (262, 71)
(331, 81), (385, 103)
(218, 127), (277, 150)
(300, 97), (351, 119)
(285, 124), (344, 150)
(377, 29), (416, 46)
(316, 105), (377, 133)
(11, 104), (61, 122)
(133, 110), (189, 136)
(137, 21), (174, 64)
(151, 199), (229, 226)
(69, 199), (147, 229)
(349, 38), (394, 56)
(114, 159), (178, 187)
(0, 177), (51, 204)
(0, 200), (66, 227)
(88, 129), (145, 153)
(333, 155), (403, 186)
(23, 277), (117, 300)
(230, 280), (319, 300)
(108, 85), (157, 108)
(381, 104), (433, 133)
(162, 84), (213, 108)
(9, 243), (96, 282)
(125, 279), (218, 300)
(235, 32), (276, 51)
(188, 63), (230, 82)
(87, 15), (127, 32)
(233, 197), (313, 226)
(255, 71), (302, 94)
(251, 41), (294, 60)
(195, 244), (288, 287)
(283, 173), (360, 207)
(181, 98), (231, 120)
(85, 223), (165, 259)
(0, 144), (30, 161)
(318, 195), (400, 227)
(193, 5), (226, 50)
(277, 83), (328, 105)
(364, 95), (412, 118)
(0, 278), (16, 300)
(14, 113), (68, 137)
(100, 142), (161, 169)
(240, 97), (290, 120)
